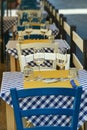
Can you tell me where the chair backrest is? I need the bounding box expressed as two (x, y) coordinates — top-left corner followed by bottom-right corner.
(10, 87), (82, 130)
(17, 26), (25, 31)
(56, 53), (70, 70)
(16, 42), (58, 72)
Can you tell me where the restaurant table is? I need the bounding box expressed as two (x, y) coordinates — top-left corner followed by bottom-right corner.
(0, 69), (87, 130)
(6, 39), (70, 71)
(49, 23), (59, 38)
(0, 17), (18, 33)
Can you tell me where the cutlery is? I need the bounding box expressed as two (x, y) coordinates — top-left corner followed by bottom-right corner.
(42, 78), (69, 83)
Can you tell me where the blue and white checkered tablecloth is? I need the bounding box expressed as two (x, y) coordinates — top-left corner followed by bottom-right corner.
(0, 17), (18, 33)
(7, 47), (54, 67)
(1, 70), (87, 129)
(49, 23), (59, 38)
(6, 39), (70, 59)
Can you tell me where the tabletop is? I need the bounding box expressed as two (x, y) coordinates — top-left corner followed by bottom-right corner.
(0, 69), (87, 129)
(0, 17), (18, 33)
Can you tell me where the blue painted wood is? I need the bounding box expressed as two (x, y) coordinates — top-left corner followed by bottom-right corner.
(21, 108), (73, 117)
(17, 88), (77, 97)
(70, 80), (77, 88)
(23, 126), (72, 130)
(10, 87), (82, 130)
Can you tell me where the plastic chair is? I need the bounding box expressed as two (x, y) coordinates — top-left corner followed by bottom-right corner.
(10, 86), (82, 130)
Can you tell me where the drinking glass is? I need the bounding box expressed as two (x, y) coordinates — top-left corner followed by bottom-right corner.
(45, 21), (49, 30)
(48, 35), (54, 43)
(68, 68), (78, 80)
(25, 25), (32, 38)
(18, 31), (24, 41)
(23, 65), (33, 81)
(40, 25), (47, 38)
(34, 48), (44, 80)
(28, 16), (33, 25)
(25, 24), (29, 29)
(38, 17), (42, 23)
(56, 48), (68, 80)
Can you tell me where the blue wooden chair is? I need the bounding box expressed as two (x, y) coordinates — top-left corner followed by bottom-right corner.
(31, 25), (40, 29)
(17, 26), (25, 31)
(10, 87), (82, 130)
(24, 35), (28, 40)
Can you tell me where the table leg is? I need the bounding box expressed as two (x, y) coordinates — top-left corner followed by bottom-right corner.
(84, 122), (87, 130)
(10, 55), (17, 71)
(6, 103), (16, 130)
(10, 55), (20, 71)
(16, 59), (20, 71)
(79, 124), (85, 130)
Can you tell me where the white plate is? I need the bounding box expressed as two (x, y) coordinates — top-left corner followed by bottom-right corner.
(43, 78), (60, 83)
